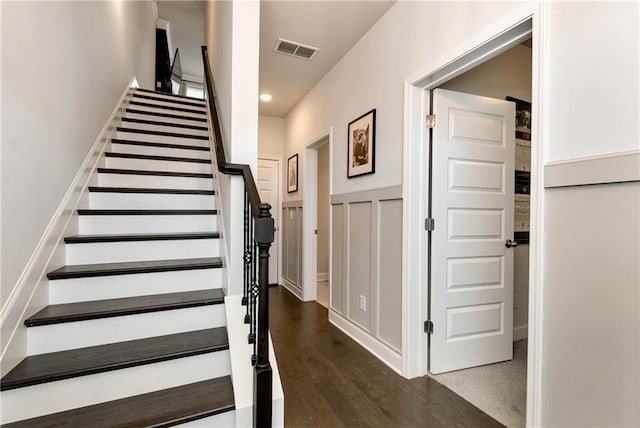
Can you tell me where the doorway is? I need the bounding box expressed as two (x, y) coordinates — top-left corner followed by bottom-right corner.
(315, 143), (330, 308)
(257, 156), (281, 285)
(425, 35), (532, 428)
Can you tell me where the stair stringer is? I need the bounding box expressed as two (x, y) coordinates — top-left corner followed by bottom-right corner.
(0, 77), (138, 377)
(225, 295), (285, 428)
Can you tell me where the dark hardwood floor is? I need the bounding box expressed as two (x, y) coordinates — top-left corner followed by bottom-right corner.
(269, 286), (503, 427)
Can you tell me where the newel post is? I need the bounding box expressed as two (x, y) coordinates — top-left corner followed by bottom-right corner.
(254, 203), (273, 427)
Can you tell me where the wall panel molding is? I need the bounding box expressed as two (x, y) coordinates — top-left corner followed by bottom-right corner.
(544, 150), (640, 188)
(331, 187), (403, 360)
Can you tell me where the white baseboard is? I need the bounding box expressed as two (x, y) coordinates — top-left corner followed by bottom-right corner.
(316, 272), (328, 282)
(514, 323), (528, 341)
(328, 309), (402, 376)
(0, 77), (136, 376)
(281, 279), (303, 301)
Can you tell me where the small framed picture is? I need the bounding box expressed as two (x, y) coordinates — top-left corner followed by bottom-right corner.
(347, 109), (376, 178)
(287, 154), (298, 193)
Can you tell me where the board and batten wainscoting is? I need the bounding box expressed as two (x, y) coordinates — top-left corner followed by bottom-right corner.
(330, 186), (403, 373)
(282, 201), (303, 299)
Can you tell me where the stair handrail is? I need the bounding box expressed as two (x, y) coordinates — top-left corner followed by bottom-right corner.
(201, 45), (273, 428)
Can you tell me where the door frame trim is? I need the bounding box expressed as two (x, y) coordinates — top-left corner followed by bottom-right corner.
(258, 154), (283, 286)
(401, 3), (545, 426)
(301, 127), (333, 302)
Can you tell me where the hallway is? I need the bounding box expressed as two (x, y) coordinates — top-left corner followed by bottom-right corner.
(269, 286), (502, 427)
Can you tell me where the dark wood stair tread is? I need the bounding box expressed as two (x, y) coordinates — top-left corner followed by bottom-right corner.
(117, 127), (209, 141)
(111, 138), (210, 152)
(129, 101), (206, 116)
(126, 108), (207, 123)
(135, 88), (207, 103)
(65, 232), (220, 243)
(105, 152), (211, 164)
(47, 257), (223, 280)
(77, 209), (217, 215)
(97, 168), (213, 178)
(25, 289), (224, 327)
(0, 328), (228, 391)
(121, 117), (208, 131)
(2, 377), (234, 428)
(132, 93), (207, 109)
(88, 186), (214, 195)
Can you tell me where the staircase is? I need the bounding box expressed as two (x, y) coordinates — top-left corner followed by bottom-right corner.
(0, 89), (239, 426)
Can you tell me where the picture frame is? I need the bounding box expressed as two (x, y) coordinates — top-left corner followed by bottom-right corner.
(347, 109), (376, 178)
(507, 96), (532, 245)
(287, 154), (298, 193)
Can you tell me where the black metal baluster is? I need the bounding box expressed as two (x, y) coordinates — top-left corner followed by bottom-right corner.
(243, 191), (250, 323)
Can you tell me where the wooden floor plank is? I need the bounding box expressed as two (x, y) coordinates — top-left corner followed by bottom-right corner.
(269, 286), (503, 427)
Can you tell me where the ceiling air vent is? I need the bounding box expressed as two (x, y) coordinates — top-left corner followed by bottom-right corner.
(274, 38), (319, 61)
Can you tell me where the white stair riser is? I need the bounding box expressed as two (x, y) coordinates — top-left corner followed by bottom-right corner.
(0, 351), (230, 424)
(116, 131), (209, 147)
(28, 305), (226, 355)
(109, 142), (211, 160)
(89, 192), (215, 209)
(65, 239), (220, 265)
(49, 268), (223, 304)
(131, 91), (206, 106)
(104, 156), (212, 174)
(125, 111), (208, 128)
(120, 121), (209, 137)
(177, 411), (236, 427)
(130, 97), (206, 112)
(125, 104), (206, 120)
(98, 173), (213, 190)
(79, 214), (217, 234)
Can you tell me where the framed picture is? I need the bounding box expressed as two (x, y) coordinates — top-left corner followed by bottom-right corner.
(287, 154), (298, 193)
(347, 109), (376, 178)
(507, 96), (532, 244)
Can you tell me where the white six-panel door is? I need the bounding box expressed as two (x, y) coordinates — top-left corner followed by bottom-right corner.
(430, 88), (515, 374)
(257, 158), (280, 285)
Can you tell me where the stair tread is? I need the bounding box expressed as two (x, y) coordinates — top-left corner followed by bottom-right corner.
(132, 93), (207, 109)
(3, 376), (233, 428)
(121, 116), (208, 131)
(135, 88), (207, 103)
(97, 167), (213, 178)
(126, 108), (207, 123)
(65, 232), (220, 243)
(88, 186), (214, 195)
(105, 151), (211, 164)
(0, 328), (228, 391)
(111, 138), (210, 151)
(2, 376), (234, 428)
(117, 127), (209, 141)
(77, 209), (217, 215)
(129, 101), (206, 116)
(25, 289), (224, 327)
(47, 257), (223, 280)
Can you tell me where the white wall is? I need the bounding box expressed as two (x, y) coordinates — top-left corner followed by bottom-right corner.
(1, 1), (155, 310)
(156, 1), (206, 79)
(258, 115), (284, 159)
(283, 0), (639, 424)
(205, 0), (260, 292)
(540, 2), (639, 426)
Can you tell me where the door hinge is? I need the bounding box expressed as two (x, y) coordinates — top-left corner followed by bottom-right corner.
(425, 115), (436, 128)
(424, 320), (434, 334)
(425, 217), (435, 231)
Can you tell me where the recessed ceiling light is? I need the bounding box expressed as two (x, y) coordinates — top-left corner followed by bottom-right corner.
(260, 93), (272, 102)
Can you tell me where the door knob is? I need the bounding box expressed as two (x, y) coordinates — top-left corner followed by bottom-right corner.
(505, 239), (518, 248)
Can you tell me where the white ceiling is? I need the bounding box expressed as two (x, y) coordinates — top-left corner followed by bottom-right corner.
(259, 1), (395, 117)
(156, 1), (394, 115)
